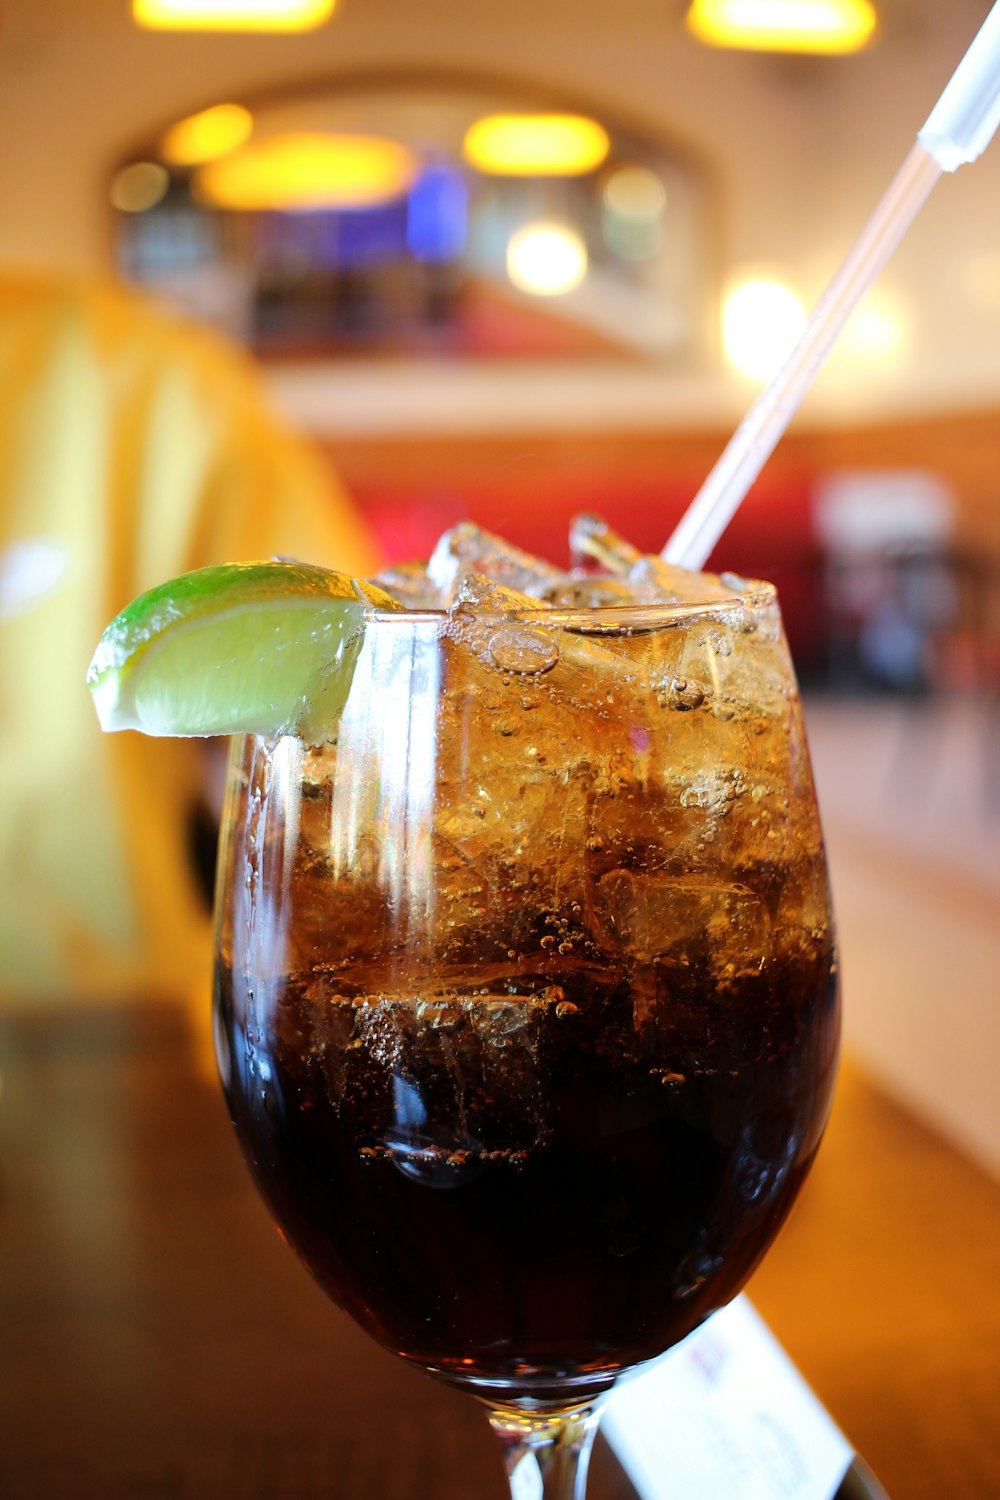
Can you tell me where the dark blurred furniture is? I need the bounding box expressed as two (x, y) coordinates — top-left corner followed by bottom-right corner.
(822, 546), (1000, 696)
(1, 1003), (998, 1500)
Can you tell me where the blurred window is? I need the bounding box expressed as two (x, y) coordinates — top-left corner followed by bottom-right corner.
(109, 75), (712, 366)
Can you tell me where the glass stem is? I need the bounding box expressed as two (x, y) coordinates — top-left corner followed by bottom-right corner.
(487, 1401), (605, 1500)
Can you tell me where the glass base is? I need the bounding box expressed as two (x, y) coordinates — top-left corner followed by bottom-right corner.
(406, 1353), (623, 1411)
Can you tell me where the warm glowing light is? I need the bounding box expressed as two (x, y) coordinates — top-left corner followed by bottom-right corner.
(110, 161), (170, 213)
(722, 276), (806, 381)
(835, 288), (910, 366)
(507, 223), (588, 296)
(602, 165), (667, 222)
(962, 252), (1000, 312)
(686, 0), (876, 54)
(133, 0), (334, 30)
(464, 115), (610, 176)
(193, 133), (417, 210)
(160, 104), (253, 166)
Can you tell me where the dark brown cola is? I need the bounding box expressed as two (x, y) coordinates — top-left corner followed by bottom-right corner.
(215, 934), (837, 1405)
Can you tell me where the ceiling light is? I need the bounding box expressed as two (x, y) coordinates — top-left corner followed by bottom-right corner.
(507, 223), (588, 296)
(160, 104), (253, 167)
(722, 275), (806, 380)
(193, 133), (417, 211)
(132, 0), (335, 32)
(834, 288), (910, 367)
(685, 0), (876, 55)
(464, 115), (610, 176)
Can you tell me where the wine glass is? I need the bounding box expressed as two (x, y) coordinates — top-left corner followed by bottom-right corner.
(212, 585), (839, 1500)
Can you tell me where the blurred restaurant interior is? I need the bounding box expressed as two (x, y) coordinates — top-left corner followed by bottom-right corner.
(1, 1), (999, 1497)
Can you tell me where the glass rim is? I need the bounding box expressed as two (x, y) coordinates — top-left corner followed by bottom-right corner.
(367, 581), (778, 629)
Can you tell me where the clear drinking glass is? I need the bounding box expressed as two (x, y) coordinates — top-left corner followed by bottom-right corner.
(212, 586), (839, 1500)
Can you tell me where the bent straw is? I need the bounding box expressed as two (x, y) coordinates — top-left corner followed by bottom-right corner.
(663, 0), (1000, 570)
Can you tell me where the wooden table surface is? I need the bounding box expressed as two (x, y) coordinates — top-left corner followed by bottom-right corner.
(0, 1001), (997, 1500)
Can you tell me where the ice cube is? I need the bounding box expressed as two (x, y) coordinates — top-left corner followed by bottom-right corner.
(595, 869), (771, 975)
(546, 574), (636, 607)
(423, 517), (630, 607)
(431, 670), (595, 953)
(428, 522), (569, 601)
(450, 570), (542, 613)
(448, 571), (641, 686)
(318, 989), (567, 1166)
(371, 561), (448, 610)
(569, 512), (641, 574)
(445, 572), (558, 678)
(626, 554), (735, 605)
(569, 511), (739, 605)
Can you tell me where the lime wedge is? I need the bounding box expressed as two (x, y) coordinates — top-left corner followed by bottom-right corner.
(87, 561), (397, 739)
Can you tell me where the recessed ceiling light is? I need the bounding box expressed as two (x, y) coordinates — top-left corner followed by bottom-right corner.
(132, 0), (335, 33)
(722, 275), (806, 380)
(193, 133), (417, 211)
(686, 0), (877, 56)
(464, 115), (610, 176)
